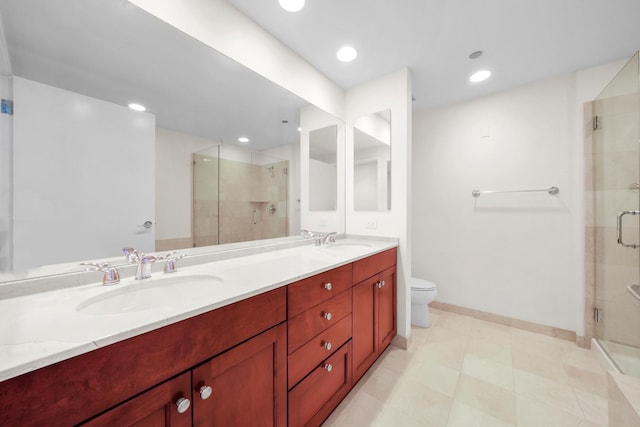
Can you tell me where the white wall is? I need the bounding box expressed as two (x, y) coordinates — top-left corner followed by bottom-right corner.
(346, 69), (412, 341)
(412, 60), (627, 335)
(129, 0), (344, 119)
(0, 75), (12, 272)
(13, 77), (156, 270)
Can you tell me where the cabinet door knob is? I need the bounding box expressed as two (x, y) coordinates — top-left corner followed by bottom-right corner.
(175, 397), (191, 414)
(324, 282), (333, 291)
(324, 363), (333, 372)
(323, 312), (332, 321)
(380, 280), (386, 287)
(199, 385), (213, 400)
(323, 341), (332, 351)
(377, 281), (383, 289)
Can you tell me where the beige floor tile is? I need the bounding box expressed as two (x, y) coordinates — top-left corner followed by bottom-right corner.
(413, 336), (469, 371)
(462, 354), (514, 391)
(321, 388), (382, 427)
(453, 374), (517, 425)
(512, 348), (571, 384)
(447, 400), (516, 427)
(564, 364), (608, 397)
(515, 393), (584, 427)
(575, 388), (609, 426)
(465, 337), (513, 366)
(384, 378), (453, 424)
(359, 364), (405, 403)
(560, 346), (606, 374)
(403, 357), (461, 397)
(377, 345), (418, 375)
(469, 319), (512, 344)
(513, 369), (583, 417)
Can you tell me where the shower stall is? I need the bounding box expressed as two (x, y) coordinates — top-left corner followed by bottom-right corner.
(192, 145), (289, 247)
(587, 52), (640, 375)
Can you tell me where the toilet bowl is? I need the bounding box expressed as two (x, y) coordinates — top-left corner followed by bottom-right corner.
(411, 278), (438, 327)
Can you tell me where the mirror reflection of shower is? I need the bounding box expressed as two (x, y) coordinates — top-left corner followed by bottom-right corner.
(192, 145), (289, 247)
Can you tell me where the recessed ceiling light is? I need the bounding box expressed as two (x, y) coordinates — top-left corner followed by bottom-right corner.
(238, 137), (249, 143)
(279, 0), (305, 12)
(128, 103), (146, 111)
(469, 70), (491, 83)
(298, 127), (301, 132)
(336, 46), (357, 62)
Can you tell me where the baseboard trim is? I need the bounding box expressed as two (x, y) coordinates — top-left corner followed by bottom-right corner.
(391, 334), (411, 350)
(430, 301), (577, 343)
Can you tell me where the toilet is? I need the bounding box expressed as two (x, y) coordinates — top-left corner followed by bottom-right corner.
(411, 277), (438, 327)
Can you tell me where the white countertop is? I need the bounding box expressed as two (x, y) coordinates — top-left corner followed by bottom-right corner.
(0, 238), (397, 382)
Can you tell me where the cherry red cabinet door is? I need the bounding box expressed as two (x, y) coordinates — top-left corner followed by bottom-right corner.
(352, 278), (377, 383)
(80, 372), (192, 427)
(191, 323), (287, 427)
(377, 266), (397, 351)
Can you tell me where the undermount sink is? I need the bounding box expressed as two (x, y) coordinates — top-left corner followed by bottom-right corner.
(77, 274), (224, 315)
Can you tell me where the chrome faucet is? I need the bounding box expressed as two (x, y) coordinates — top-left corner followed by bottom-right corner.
(300, 230), (336, 246)
(80, 261), (120, 286)
(123, 247), (156, 280)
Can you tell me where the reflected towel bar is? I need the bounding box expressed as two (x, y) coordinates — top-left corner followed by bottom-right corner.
(471, 186), (559, 197)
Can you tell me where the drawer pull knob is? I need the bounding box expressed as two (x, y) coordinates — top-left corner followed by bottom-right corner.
(323, 341), (332, 351)
(381, 280), (386, 287)
(199, 385), (213, 400)
(323, 312), (332, 321)
(175, 397), (191, 414)
(324, 282), (333, 291)
(377, 281), (383, 288)
(324, 363), (333, 372)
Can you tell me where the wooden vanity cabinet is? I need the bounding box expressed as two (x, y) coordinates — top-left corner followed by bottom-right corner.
(286, 265), (354, 427)
(352, 249), (397, 383)
(0, 287), (286, 427)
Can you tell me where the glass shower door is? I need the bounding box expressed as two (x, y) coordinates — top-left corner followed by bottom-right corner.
(592, 52), (640, 375)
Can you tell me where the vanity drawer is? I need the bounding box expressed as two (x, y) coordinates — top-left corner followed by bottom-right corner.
(288, 264), (352, 318)
(288, 314), (352, 389)
(288, 289), (352, 354)
(352, 248), (397, 284)
(288, 341), (352, 427)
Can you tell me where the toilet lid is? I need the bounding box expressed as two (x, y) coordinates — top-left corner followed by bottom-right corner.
(411, 278), (436, 291)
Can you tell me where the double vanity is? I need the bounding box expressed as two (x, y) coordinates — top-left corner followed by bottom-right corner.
(0, 238), (397, 426)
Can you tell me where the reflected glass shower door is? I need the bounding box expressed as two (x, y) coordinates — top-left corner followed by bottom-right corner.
(193, 146), (220, 247)
(592, 52), (640, 375)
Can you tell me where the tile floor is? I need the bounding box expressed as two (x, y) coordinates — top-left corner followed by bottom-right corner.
(322, 308), (609, 427)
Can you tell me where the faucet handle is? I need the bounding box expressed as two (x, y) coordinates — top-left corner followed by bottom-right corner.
(122, 247), (140, 263)
(158, 251), (184, 274)
(80, 262), (120, 286)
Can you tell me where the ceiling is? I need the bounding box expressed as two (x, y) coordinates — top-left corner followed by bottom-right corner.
(227, 0), (640, 111)
(0, 0), (306, 151)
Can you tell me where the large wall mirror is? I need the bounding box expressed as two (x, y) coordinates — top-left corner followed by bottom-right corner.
(353, 110), (391, 211)
(0, 0), (328, 276)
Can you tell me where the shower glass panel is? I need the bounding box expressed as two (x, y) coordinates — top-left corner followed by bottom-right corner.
(193, 145), (221, 247)
(592, 52), (640, 376)
(193, 146), (289, 247)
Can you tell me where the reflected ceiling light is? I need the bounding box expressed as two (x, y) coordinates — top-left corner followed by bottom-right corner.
(469, 70), (491, 83)
(238, 137), (250, 143)
(279, 0), (305, 12)
(128, 103), (146, 111)
(336, 46), (357, 62)
(469, 50), (483, 59)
